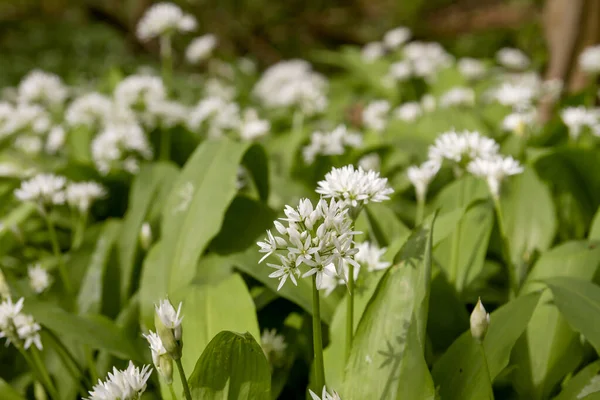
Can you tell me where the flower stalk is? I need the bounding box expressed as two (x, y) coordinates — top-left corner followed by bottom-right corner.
(492, 196), (519, 297)
(175, 358), (192, 400)
(312, 275), (326, 390)
(42, 210), (72, 295)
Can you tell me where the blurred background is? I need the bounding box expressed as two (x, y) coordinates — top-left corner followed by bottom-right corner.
(0, 0), (597, 90)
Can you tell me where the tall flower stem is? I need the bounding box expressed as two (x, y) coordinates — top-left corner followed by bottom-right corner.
(30, 346), (59, 400)
(175, 358), (192, 400)
(479, 342), (492, 388)
(492, 196), (518, 297)
(160, 34), (173, 161)
(312, 275), (326, 390)
(72, 211), (88, 250)
(449, 178), (466, 292)
(415, 195), (425, 226)
(345, 264), (355, 361)
(42, 210), (72, 295)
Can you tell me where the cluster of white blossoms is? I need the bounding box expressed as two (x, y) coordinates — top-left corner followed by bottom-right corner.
(362, 100), (390, 132)
(114, 75), (166, 112)
(361, 42), (385, 63)
(316, 165), (394, 208)
(579, 45), (600, 75)
(257, 198), (361, 290)
(457, 57), (487, 80)
(309, 386), (342, 400)
(252, 59), (328, 116)
(136, 2), (197, 41)
(186, 34), (218, 64)
(65, 92), (113, 129)
(303, 125), (363, 164)
(92, 123), (153, 175)
(260, 328), (287, 366)
(439, 87), (475, 108)
(407, 160), (441, 201)
(17, 70), (68, 108)
(467, 155), (524, 200)
(361, 26), (411, 63)
(560, 106), (600, 140)
(15, 174), (105, 213)
(0, 297), (43, 351)
(496, 47), (530, 70)
(27, 264), (52, 294)
(86, 361), (152, 400)
(394, 101), (422, 122)
(402, 41), (454, 81)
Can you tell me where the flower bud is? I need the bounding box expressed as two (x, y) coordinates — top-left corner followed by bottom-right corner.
(140, 222), (153, 250)
(470, 297), (490, 342)
(154, 312), (181, 359)
(34, 381), (47, 400)
(158, 354), (173, 384)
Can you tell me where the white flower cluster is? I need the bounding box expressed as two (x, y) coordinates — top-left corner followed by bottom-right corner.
(407, 160), (441, 201)
(0, 297), (42, 351)
(362, 100), (390, 132)
(28, 264), (51, 294)
(457, 58), (487, 80)
(496, 47), (530, 70)
(136, 2), (197, 41)
(15, 174), (105, 212)
(439, 87), (475, 108)
(114, 75), (166, 112)
(361, 42), (385, 63)
(86, 361), (152, 400)
(186, 34), (218, 64)
(309, 386), (342, 400)
(17, 70), (68, 107)
(261, 328), (287, 366)
(467, 155), (523, 199)
(257, 198), (360, 290)
(92, 123), (153, 175)
(253, 60), (328, 116)
(65, 92), (113, 129)
(579, 45), (600, 74)
(303, 125), (362, 164)
(402, 41), (453, 80)
(560, 106), (600, 140)
(394, 102), (422, 122)
(361, 26), (411, 63)
(316, 165), (394, 208)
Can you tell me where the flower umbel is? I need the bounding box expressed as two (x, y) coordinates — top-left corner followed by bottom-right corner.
(86, 361), (152, 400)
(467, 155), (524, 199)
(28, 264), (51, 294)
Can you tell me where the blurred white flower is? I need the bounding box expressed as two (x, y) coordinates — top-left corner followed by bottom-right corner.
(439, 87), (475, 108)
(1, 103), (51, 138)
(114, 75), (166, 111)
(66, 181), (106, 213)
(361, 42), (385, 62)
(186, 34), (218, 64)
(239, 108), (270, 141)
(358, 153), (381, 172)
(407, 160), (441, 200)
(362, 100), (390, 133)
(383, 27), (411, 50)
(428, 130), (499, 166)
(403, 41), (453, 80)
(15, 174), (66, 206)
(579, 45), (600, 74)
(303, 125), (362, 164)
(46, 125), (66, 155)
(66, 92), (113, 129)
(14, 136), (43, 155)
(261, 329), (287, 366)
(316, 165), (394, 207)
(490, 82), (538, 109)
(421, 94), (437, 112)
(502, 109), (537, 136)
(136, 2), (197, 41)
(91, 123), (153, 175)
(496, 48), (530, 70)
(18, 70), (67, 107)
(309, 386), (342, 400)
(355, 241), (390, 271)
(205, 78), (237, 101)
(147, 99), (189, 128)
(0, 297), (43, 351)
(28, 264), (51, 294)
(458, 58), (486, 80)
(387, 61), (413, 82)
(467, 155), (523, 199)
(86, 361), (152, 400)
(561, 106), (597, 140)
(155, 299), (183, 340)
(143, 330), (167, 368)
(394, 102), (422, 122)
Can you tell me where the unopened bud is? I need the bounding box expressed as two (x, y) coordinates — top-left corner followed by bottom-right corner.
(158, 354), (173, 384)
(34, 381), (47, 400)
(140, 222), (153, 250)
(155, 312), (181, 359)
(470, 297), (490, 342)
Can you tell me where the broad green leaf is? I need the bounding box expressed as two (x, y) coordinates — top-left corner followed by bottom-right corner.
(0, 202), (36, 255)
(360, 203), (410, 247)
(188, 331), (270, 400)
(118, 162), (179, 301)
(501, 167), (556, 266)
(555, 361), (600, 400)
(241, 143), (270, 202)
(138, 241), (166, 330)
(341, 217), (435, 400)
(0, 379), (24, 400)
(161, 138), (250, 294)
(590, 207), (600, 240)
(78, 219), (121, 314)
(512, 241), (600, 400)
(545, 277), (600, 355)
(230, 246), (336, 323)
(24, 301), (143, 361)
(432, 292), (541, 400)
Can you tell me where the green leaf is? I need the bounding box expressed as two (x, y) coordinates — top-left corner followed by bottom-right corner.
(188, 331), (270, 400)
(501, 166), (556, 266)
(241, 143), (270, 202)
(432, 292), (541, 400)
(78, 219), (121, 314)
(341, 217), (435, 399)
(138, 241), (167, 330)
(544, 277), (600, 355)
(160, 138), (250, 294)
(0, 379), (24, 400)
(360, 203), (410, 248)
(555, 360), (600, 400)
(118, 162), (179, 301)
(24, 301), (143, 361)
(512, 241), (600, 400)
(590, 207), (600, 240)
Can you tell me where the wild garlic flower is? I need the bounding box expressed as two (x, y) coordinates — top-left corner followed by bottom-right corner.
(439, 87), (475, 108)
(496, 48), (530, 70)
(407, 160), (441, 201)
(316, 165), (394, 208)
(457, 58), (486, 80)
(561, 106), (597, 140)
(309, 386), (342, 400)
(362, 100), (390, 133)
(114, 75), (166, 111)
(91, 123), (153, 175)
(361, 42), (385, 62)
(467, 155), (523, 199)
(470, 298), (490, 342)
(261, 329), (287, 366)
(490, 82), (538, 109)
(86, 361), (152, 400)
(146, 99), (189, 129)
(15, 174), (66, 207)
(239, 108), (270, 141)
(65, 92), (113, 129)
(383, 27), (411, 50)
(421, 94), (437, 112)
(0, 297), (43, 350)
(358, 153), (381, 172)
(302, 125), (362, 164)
(579, 45), (600, 74)
(143, 331), (167, 367)
(65, 181), (106, 213)
(46, 125), (66, 155)
(403, 41), (453, 80)
(394, 102), (422, 122)
(17, 70), (67, 107)
(502, 109), (537, 136)
(387, 61), (413, 82)
(28, 264), (51, 294)
(155, 299), (183, 340)
(253, 60), (328, 116)
(186, 34), (218, 64)
(257, 198), (360, 290)
(1, 103), (51, 138)
(354, 241), (391, 272)
(428, 130), (499, 168)
(136, 2), (197, 41)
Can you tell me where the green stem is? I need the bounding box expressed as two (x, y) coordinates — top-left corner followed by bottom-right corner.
(449, 178), (466, 292)
(493, 196), (519, 298)
(30, 347), (59, 400)
(311, 275), (326, 390)
(42, 210), (72, 295)
(84, 345), (98, 383)
(72, 211), (87, 251)
(160, 34), (173, 95)
(45, 330), (89, 386)
(175, 358), (192, 400)
(415, 194), (425, 226)
(345, 264), (355, 361)
(169, 383), (178, 400)
(479, 342), (493, 390)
